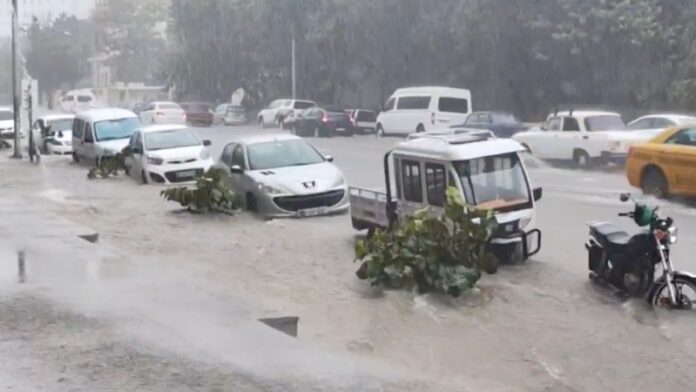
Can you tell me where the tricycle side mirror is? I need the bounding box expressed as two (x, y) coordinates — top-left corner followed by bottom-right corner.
(620, 193), (631, 202)
(230, 165), (244, 174)
(203, 139), (212, 147)
(533, 187), (543, 201)
(57, 130), (64, 138)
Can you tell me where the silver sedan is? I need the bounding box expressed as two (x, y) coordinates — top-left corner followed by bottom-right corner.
(215, 134), (349, 218)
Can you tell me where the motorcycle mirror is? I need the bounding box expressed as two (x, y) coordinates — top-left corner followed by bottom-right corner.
(620, 193), (631, 202)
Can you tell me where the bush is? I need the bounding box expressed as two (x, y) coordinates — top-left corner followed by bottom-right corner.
(354, 187), (498, 297)
(160, 167), (239, 213)
(87, 153), (127, 179)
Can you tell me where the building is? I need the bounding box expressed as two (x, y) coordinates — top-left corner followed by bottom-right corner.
(0, 0), (97, 37)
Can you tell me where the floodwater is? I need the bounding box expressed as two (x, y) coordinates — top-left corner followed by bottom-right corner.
(1, 130), (696, 391)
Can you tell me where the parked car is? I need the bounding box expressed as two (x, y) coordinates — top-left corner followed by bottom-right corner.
(223, 105), (248, 126)
(257, 99), (317, 128)
(180, 102), (214, 127)
(348, 109), (377, 134)
(132, 102), (148, 115)
(512, 110), (654, 167)
(292, 107), (353, 137)
(627, 126), (696, 198)
(213, 103), (233, 125)
(214, 134), (348, 217)
(71, 108), (140, 164)
(349, 132), (542, 262)
(376, 86), (472, 136)
(139, 101), (187, 125)
(33, 114), (75, 155)
(628, 114), (696, 137)
(0, 107), (14, 139)
(124, 124), (214, 184)
(456, 111), (525, 138)
(60, 89), (97, 113)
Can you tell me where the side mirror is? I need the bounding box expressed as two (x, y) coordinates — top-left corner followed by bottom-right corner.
(620, 193), (631, 202)
(57, 131), (64, 138)
(325, 155), (334, 162)
(132, 147), (142, 154)
(230, 165), (244, 174)
(84, 135), (94, 144)
(533, 187), (543, 201)
(203, 139), (212, 147)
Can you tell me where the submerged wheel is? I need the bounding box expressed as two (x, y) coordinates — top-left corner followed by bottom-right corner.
(376, 124), (385, 137)
(573, 149), (591, 168)
(246, 193), (258, 213)
(642, 167), (668, 198)
(141, 170), (149, 185)
(651, 276), (696, 309)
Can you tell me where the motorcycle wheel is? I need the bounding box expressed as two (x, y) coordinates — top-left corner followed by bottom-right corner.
(650, 275), (696, 309)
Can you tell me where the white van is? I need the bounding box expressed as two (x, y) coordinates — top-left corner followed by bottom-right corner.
(376, 87), (472, 136)
(72, 108), (140, 164)
(61, 90), (97, 113)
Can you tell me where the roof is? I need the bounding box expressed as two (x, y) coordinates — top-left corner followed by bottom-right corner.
(151, 101), (181, 106)
(549, 110), (620, 119)
(76, 108), (137, 122)
(394, 134), (524, 161)
(39, 114), (75, 121)
(393, 86), (471, 96)
(631, 114), (696, 124)
(141, 124), (188, 133)
(237, 134), (301, 145)
(408, 128), (495, 140)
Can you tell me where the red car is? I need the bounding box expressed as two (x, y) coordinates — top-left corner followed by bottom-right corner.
(180, 102), (214, 127)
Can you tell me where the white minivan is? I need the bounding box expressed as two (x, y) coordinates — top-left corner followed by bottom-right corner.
(72, 108), (140, 164)
(376, 87), (472, 136)
(61, 89), (98, 113)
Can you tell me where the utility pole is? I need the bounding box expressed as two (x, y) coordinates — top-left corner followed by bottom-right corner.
(11, 0), (22, 159)
(291, 30), (297, 100)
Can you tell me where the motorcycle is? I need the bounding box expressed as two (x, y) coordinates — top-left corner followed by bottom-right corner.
(585, 193), (696, 308)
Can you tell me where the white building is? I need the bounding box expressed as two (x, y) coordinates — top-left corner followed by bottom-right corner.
(0, 0), (97, 37)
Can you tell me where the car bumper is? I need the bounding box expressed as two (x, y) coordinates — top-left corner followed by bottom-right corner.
(224, 118), (248, 125)
(144, 159), (214, 184)
(47, 144), (73, 155)
(488, 229), (542, 262)
(600, 151), (627, 164)
(256, 186), (350, 218)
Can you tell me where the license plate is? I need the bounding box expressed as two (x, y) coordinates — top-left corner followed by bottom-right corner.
(336, 128), (345, 132)
(176, 170), (196, 178)
(297, 207), (328, 217)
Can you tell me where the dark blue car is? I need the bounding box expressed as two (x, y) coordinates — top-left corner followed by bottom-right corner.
(453, 111), (526, 138)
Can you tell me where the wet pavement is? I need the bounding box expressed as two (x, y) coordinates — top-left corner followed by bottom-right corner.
(1, 125), (696, 391)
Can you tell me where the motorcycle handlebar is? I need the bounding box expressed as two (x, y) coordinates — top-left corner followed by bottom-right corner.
(618, 212), (632, 217)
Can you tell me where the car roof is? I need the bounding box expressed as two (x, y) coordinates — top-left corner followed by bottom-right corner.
(632, 114), (696, 123)
(393, 86), (471, 96)
(394, 133), (524, 161)
(76, 108), (137, 122)
(549, 110), (620, 119)
(40, 114), (75, 121)
(152, 101), (180, 106)
(237, 133), (301, 145)
(141, 124), (189, 133)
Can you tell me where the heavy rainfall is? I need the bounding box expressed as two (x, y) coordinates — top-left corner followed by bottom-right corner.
(1, 0), (696, 391)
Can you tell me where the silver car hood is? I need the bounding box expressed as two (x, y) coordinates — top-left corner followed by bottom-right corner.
(249, 162), (343, 195)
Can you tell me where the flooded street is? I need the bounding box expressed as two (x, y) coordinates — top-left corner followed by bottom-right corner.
(1, 126), (695, 391)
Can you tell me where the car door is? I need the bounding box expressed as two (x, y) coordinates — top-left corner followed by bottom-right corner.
(72, 118), (84, 157)
(130, 131), (145, 175)
(229, 144), (249, 192)
(379, 97), (397, 133)
(557, 116), (582, 159)
(660, 128), (696, 193)
(527, 117), (562, 159)
(140, 104), (153, 124)
(397, 158), (427, 217)
(395, 96), (430, 134)
(83, 122), (97, 160)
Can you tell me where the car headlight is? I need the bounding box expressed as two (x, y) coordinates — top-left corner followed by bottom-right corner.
(147, 155), (164, 165)
(258, 183), (284, 195)
(519, 217), (532, 230)
(199, 149), (211, 160)
(102, 148), (118, 156)
(668, 226), (678, 244)
(333, 175), (346, 187)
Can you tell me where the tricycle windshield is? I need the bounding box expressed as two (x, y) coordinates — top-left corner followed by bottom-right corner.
(454, 153), (532, 211)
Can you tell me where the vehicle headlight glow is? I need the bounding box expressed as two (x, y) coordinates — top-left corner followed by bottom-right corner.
(199, 149), (211, 160)
(259, 183), (284, 195)
(147, 155), (164, 165)
(668, 226), (678, 244)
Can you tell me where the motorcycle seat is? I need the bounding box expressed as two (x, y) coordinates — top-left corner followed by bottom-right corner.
(589, 222), (631, 247)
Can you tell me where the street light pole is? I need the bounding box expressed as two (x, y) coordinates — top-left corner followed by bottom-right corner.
(11, 0), (22, 159)
(291, 30), (296, 100)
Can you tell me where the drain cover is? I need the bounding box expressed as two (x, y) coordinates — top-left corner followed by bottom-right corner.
(258, 316), (299, 338)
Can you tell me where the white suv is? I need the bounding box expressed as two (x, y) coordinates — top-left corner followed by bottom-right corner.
(258, 99), (316, 128)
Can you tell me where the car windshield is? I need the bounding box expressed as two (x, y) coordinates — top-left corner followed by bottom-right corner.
(159, 103), (181, 110)
(0, 111), (13, 121)
(46, 119), (74, 131)
(145, 129), (200, 151)
(185, 103), (209, 112)
(585, 115), (627, 131)
(228, 106), (245, 114)
(454, 153), (531, 211)
(94, 117), (140, 141)
(247, 139), (325, 170)
(492, 113), (518, 124)
(294, 101), (315, 109)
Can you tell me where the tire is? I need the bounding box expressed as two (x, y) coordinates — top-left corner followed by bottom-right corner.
(376, 124), (386, 138)
(416, 124), (425, 133)
(573, 149), (592, 168)
(72, 152), (80, 163)
(258, 117), (265, 129)
(141, 170), (149, 185)
(246, 193), (258, 213)
(642, 167), (668, 198)
(650, 275), (696, 309)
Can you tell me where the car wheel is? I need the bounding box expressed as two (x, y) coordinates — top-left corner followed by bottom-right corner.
(246, 193), (258, 213)
(141, 170), (150, 185)
(278, 118), (285, 129)
(642, 167), (668, 198)
(258, 117), (265, 129)
(72, 152), (79, 163)
(573, 149), (592, 168)
(416, 124), (425, 133)
(376, 124), (386, 137)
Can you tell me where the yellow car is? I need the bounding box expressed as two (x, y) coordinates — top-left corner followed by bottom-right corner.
(626, 126), (696, 197)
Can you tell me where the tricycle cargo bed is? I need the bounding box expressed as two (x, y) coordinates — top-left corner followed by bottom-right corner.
(349, 186), (390, 230)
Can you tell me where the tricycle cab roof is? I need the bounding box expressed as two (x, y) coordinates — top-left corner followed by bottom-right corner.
(393, 132), (526, 162)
